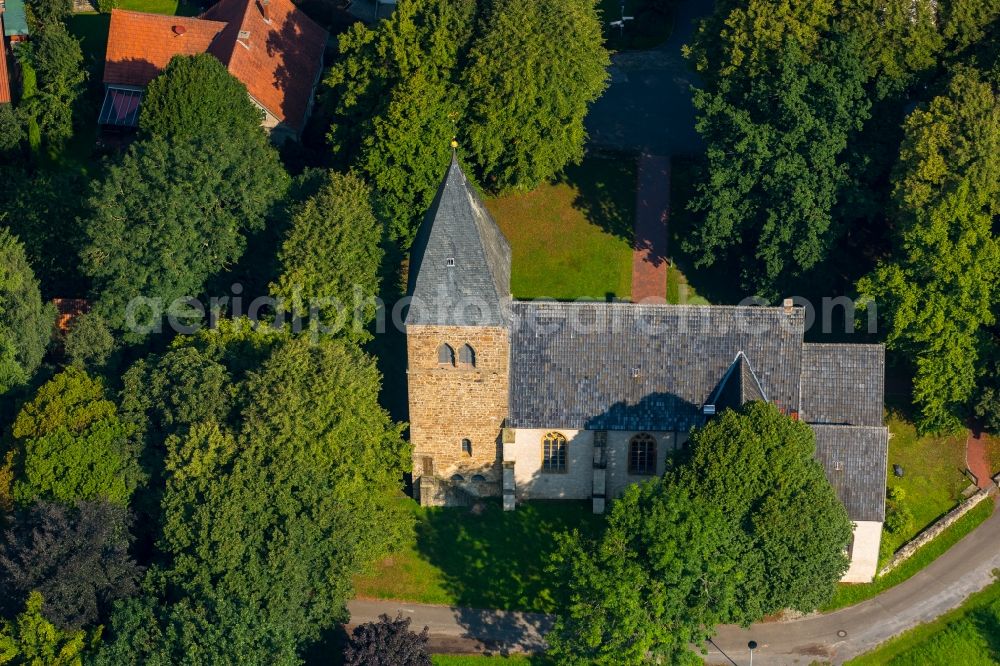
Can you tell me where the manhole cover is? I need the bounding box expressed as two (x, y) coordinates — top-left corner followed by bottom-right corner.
(837, 630), (848, 638)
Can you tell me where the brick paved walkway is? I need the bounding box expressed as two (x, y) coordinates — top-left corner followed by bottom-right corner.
(967, 426), (994, 489)
(631, 154), (670, 303)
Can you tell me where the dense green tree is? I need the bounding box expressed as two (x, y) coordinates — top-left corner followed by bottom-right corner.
(462, 0), (608, 192)
(93, 590), (298, 666)
(0, 501), (141, 630)
(0, 105), (24, 153)
(10, 368), (141, 506)
(155, 333), (411, 648)
(15, 24), (85, 147)
(0, 229), (54, 394)
(548, 485), (734, 665)
(685, 0), (871, 295)
(550, 403), (851, 663)
(25, 0), (73, 28)
(270, 171), (383, 341)
(63, 312), (115, 370)
(325, 0), (474, 245)
(139, 54), (264, 140)
(0, 166), (91, 296)
(81, 130), (288, 337)
(0, 592), (96, 666)
(858, 68), (1000, 432)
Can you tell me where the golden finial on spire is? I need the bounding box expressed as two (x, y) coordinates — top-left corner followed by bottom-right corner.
(450, 138), (459, 149)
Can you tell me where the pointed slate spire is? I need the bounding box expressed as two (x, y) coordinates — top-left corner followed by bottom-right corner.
(406, 153), (512, 327)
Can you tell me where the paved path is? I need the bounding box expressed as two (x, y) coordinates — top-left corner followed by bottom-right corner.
(967, 426), (994, 490)
(586, 0), (713, 154)
(350, 497), (1000, 662)
(631, 154), (670, 302)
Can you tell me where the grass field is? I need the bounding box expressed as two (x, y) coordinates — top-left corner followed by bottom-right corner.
(880, 414), (971, 561)
(485, 154), (635, 302)
(354, 499), (603, 614)
(846, 579), (1000, 665)
(432, 655), (545, 665)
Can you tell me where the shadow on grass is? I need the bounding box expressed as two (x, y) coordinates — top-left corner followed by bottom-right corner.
(556, 150), (636, 243)
(415, 500), (602, 614)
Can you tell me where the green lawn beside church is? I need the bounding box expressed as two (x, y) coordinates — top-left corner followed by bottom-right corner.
(353, 498), (603, 614)
(485, 153), (635, 302)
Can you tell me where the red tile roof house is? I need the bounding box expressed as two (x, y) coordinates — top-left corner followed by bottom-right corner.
(101, 0), (327, 141)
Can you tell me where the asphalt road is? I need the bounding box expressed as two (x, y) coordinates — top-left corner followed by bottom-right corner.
(585, 0), (713, 155)
(349, 497), (1000, 663)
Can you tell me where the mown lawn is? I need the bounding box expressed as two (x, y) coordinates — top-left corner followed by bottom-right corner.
(353, 498), (603, 614)
(880, 414), (971, 561)
(485, 154), (635, 302)
(433, 655), (546, 665)
(846, 579), (1000, 665)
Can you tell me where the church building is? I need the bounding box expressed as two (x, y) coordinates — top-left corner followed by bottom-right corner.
(405, 156), (889, 583)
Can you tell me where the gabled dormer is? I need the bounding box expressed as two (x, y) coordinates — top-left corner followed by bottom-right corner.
(703, 351), (768, 417)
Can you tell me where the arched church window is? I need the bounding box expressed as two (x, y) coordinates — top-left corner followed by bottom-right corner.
(629, 433), (656, 475)
(542, 432), (568, 473)
(437, 343), (455, 366)
(459, 344), (476, 367)
(471, 474), (487, 482)
(451, 474), (465, 482)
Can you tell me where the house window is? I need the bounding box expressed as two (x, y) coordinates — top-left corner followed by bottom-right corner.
(629, 433), (656, 475)
(461, 438), (472, 455)
(437, 343), (455, 366)
(542, 432), (567, 473)
(459, 344), (476, 367)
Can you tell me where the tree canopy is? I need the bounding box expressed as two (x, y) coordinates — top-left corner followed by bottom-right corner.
(0, 501), (141, 630)
(858, 67), (1000, 432)
(15, 23), (86, 148)
(81, 130), (288, 337)
(11, 368), (141, 506)
(270, 170), (384, 341)
(0, 592), (97, 666)
(325, 0), (609, 245)
(0, 229), (54, 394)
(549, 402), (852, 663)
(139, 54), (264, 140)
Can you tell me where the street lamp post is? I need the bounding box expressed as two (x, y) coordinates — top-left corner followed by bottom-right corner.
(748, 640), (758, 666)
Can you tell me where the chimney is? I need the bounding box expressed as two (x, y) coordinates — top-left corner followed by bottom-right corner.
(259, 0), (271, 22)
(237, 29), (251, 48)
(783, 297), (794, 315)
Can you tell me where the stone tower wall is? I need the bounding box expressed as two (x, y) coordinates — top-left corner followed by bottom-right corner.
(406, 324), (509, 494)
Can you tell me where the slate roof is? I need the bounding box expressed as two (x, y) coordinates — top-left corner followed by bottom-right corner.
(104, 0), (326, 131)
(800, 343), (885, 426)
(406, 156), (511, 328)
(508, 303), (806, 430)
(812, 425), (888, 522)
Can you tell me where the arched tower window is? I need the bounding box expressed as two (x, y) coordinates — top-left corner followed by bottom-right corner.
(461, 438), (472, 455)
(629, 433), (657, 475)
(451, 474), (464, 482)
(542, 432), (568, 473)
(437, 343), (455, 366)
(459, 344), (476, 367)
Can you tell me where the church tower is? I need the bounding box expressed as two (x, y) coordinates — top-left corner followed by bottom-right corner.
(405, 154), (512, 505)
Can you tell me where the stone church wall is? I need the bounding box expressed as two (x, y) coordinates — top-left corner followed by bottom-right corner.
(407, 324), (509, 491)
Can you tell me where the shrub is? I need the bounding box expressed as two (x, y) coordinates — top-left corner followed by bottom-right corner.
(344, 614), (431, 666)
